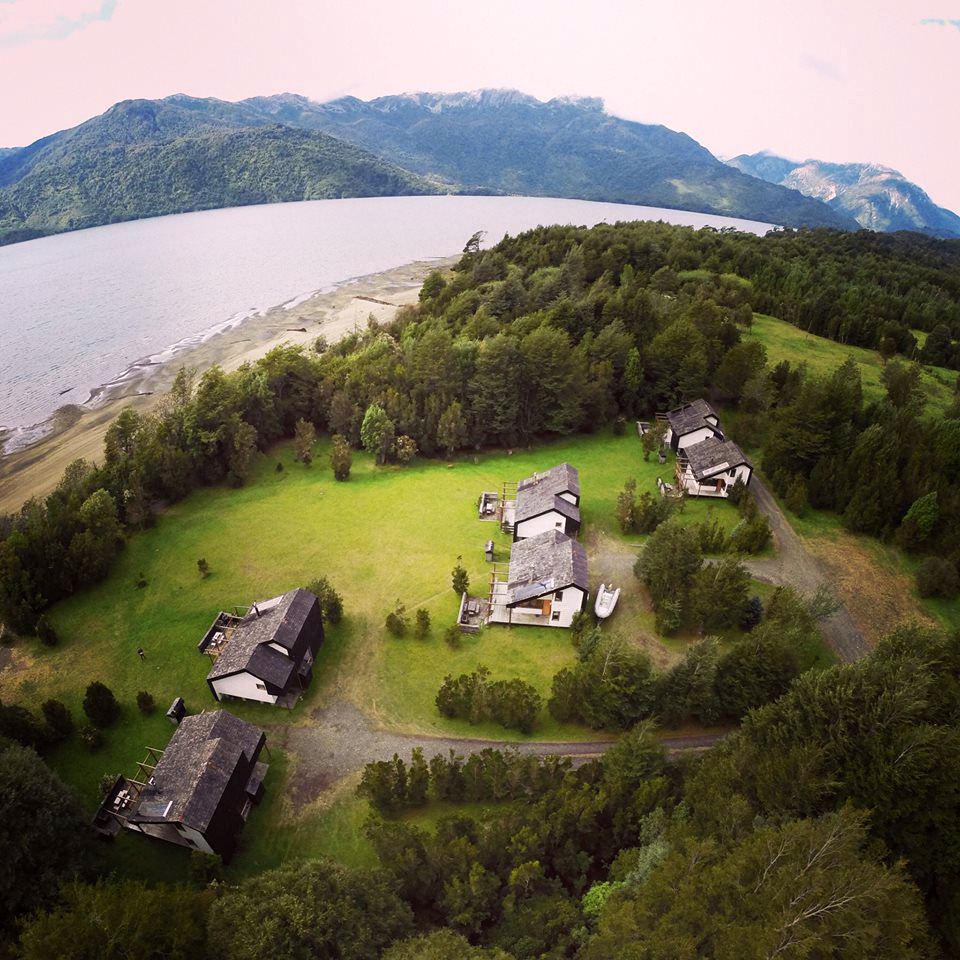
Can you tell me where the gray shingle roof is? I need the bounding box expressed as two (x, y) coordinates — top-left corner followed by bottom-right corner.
(685, 437), (750, 480)
(515, 463), (581, 524)
(130, 711), (264, 831)
(507, 530), (589, 604)
(666, 399), (722, 437)
(206, 588), (317, 689)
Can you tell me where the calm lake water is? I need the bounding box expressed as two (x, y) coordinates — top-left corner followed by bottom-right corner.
(0, 195), (773, 444)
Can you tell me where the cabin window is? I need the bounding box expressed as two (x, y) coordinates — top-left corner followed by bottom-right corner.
(555, 591), (564, 601)
(555, 520), (563, 528)
(255, 682), (266, 691)
(551, 611), (561, 622)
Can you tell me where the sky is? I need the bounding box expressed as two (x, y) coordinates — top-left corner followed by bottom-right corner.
(1, 0), (958, 213)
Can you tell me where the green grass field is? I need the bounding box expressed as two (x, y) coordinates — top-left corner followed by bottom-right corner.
(3, 430), (767, 880)
(745, 313), (958, 415)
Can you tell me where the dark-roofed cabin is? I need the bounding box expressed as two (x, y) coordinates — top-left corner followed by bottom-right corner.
(489, 529), (589, 627)
(677, 437), (752, 498)
(97, 710), (267, 862)
(513, 463), (581, 541)
(204, 588), (323, 706)
(664, 399), (724, 452)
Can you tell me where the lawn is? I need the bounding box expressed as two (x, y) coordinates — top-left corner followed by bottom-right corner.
(3, 428), (799, 882)
(745, 313), (958, 415)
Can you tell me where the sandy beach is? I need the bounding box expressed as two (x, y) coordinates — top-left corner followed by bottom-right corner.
(0, 257), (451, 514)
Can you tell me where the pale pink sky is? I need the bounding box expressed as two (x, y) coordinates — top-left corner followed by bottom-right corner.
(1, 0), (958, 213)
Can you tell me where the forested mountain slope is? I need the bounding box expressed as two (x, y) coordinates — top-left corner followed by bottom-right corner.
(244, 90), (856, 229)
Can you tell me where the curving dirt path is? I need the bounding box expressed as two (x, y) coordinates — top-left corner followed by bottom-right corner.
(274, 700), (722, 809)
(746, 478), (869, 663)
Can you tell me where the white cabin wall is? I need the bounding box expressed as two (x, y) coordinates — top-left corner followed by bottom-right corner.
(676, 426), (720, 450)
(515, 511), (568, 540)
(548, 587), (586, 627)
(212, 672), (279, 705)
(558, 491), (578, 505)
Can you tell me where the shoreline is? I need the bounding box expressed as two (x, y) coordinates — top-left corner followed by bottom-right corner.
(0, 257), (452, 514)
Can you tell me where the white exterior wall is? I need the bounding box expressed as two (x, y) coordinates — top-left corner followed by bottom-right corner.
(545, 586), (587, 627)
(267, 642), (290, 657)
(676, 426), (720, 451)
(515, 511), (570, 540)
(558, 490), (578, 505)
(211, 671), (279, 705)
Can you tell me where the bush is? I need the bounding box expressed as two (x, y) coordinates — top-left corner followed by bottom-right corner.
(729, 513), (772, 554)
(635, 491), (672, 534)
(385, 601), (408, 637)
(197, 558), (210, 578)
(35, 616), (58, 647)
(330, 434), (352, 481)
(136, 691), (156, 715)
(307, 576), (344, 625)
(275, 461), (284, 473)
(78, 724), (104, 751)
(727, 477), (748, 507)
(41, 699), (74, 740)
(916, 557), (960, 599)
(739, 595), (764, 631)
(189, 850), (225, 884)
(444, 625), (463, 649)
(452, 556), (470, 594)
(437, 666), (542, 732)
(414, 608), (430, 639)
(393, 435), (418, 464)
(0, 703), (51, 750)
(82, 681), (120, 728)
(784, 475), (809, 516)
(99, 773), (120, 796)
(613, 416), (627, 436)
(695, 514), (728, 554)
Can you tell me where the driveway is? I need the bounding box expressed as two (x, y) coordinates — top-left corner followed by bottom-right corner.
(276, 699), (722, 809)
(747, 478), (870, 663)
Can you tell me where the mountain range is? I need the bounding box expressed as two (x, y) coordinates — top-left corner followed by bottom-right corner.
(0, 89), (953, 246)
(726, 151), (960, 237)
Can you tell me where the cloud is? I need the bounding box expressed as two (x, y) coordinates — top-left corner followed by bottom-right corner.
(0, 0), (117, 49)
(920, 17), (960, 30)
(800, 54), (842, 81)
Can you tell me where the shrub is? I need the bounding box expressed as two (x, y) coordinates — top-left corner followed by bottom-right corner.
(414, 608), (431, 639)
(452, 556), (470, 594)
(330, 434), (352, 481)
(635, 492), (672, 534)
(136, 691), (156, 715)
(393, 435), (418, 465)
(41, 699), (74, 740)
(0, 703), (51, 750)
(739, 595), (764, 631)
(275, 461), (284, 473)
(444, 625), (463, 649)
(695, 514), (728, 554)
(35, 616), (58, 647)
(615, 479), (637, 533)
(307, 576), (344, 625)
(189, 850), (225, 885)
(784, 475), (809, 516)
(197, 558), (210, 578)
(78, 724), (104, 751)
(99, 773), (120, 796)
(82, 681), (120, 728)
(729, 513), (772, 554)
(727, 477), (748, 507)
(385, 601), (408, 638)
(436, 666), (541, 733)
(613, 416), (627, 436)
(916, 557), (960, 599)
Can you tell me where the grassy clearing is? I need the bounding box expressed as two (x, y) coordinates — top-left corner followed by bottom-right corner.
(745, 313), (958, 415)
(1, 429), (763, 880)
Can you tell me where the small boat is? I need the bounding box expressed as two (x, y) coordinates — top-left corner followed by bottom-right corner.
(594, 584), (621, 619)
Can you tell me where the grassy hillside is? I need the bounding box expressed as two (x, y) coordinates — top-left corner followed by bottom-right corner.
(745, 313), (959, 414)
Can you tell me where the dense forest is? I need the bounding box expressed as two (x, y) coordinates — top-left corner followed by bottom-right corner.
(3, 220), (960, 631)
(3, 624), (959, 957)
(3, 220), (960, 955)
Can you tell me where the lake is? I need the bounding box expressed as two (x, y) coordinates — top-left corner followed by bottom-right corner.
(0, 195), (774, 449)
